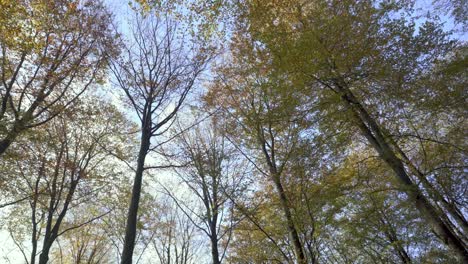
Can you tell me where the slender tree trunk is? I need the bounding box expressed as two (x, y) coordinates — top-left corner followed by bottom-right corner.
(30, 247), (37, 264)
(398, 251), (412, 264)
(389, 141), (468, 235)
(271, 171), (306, 264)
(0, 138), (12, 155)
(0, 100), (38, 156)
(167, 233), (171, 264)
(396, 248), (412, 264)
(30, 213), (38, 264)
(210, 178), (221, 264)
(257, 127), (306, 264)
(208, 204), (221, 264)
(0, 125), (22, 156)
(335, 83), (468, 262)
(210, 230), (221, 264)
(30, 179), (41, 264)
(378, 214), (411, 264)
(38, 239), (53, 264)
(38, 180), (77, 264)
(30, 236), (37, 264)
(120, 127), (151, 264)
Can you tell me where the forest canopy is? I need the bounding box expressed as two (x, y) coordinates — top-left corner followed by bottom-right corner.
(0, 0), (466, 263)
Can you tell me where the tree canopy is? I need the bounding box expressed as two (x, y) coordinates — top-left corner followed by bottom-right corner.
(0, 0), (466, 263)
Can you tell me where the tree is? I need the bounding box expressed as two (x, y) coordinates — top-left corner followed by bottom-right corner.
(103, 183), (164, 264)
(0, 1), (466, 263)
(150, 198), (202, 264)
(228, 187), (296, 263)
(206, 39), (314, 263)
(237, 0), (467, 260)
(0, 0), (118, 156)
(1, 96), (129, 264)
(167, 120), (249, 264)
(109, 10), (211, 263)
(50, 207), (114, 264)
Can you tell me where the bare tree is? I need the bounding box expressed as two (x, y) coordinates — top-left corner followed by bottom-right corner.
(109, 11), (211, 264)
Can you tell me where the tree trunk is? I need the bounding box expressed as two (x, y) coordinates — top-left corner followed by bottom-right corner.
(208, 201), (221, 264)
(397, 249), (412, 264)
(0, 125), (21, 156)
(389, 141), (468, 236)
(257, 127), (306, 264)
(0, 138), (12, 156)
(0, 101), (37, 156)
(210, 232), (221, 264)
(38, 240), (53, 264)
(336, 83), (468, 262)
(30, 239), (37, 264)
(378, 214), (411, 264)
(120, 127), (151, 264)
(271, 172), (307, 264)
(30, 191), (40, 264)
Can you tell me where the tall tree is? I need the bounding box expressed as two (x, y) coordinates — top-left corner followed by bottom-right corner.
(50, 206), (114, 264)
(206, 41), (313, 263)
(150, 198), (202, 264)
(109, 11), (210, 263)
(2, 97), (129, 264)
(238, 0), (467, 260)
(0, 0), (117, 156)
(228, 187), (296, 263)
(169, 120), (248, 264)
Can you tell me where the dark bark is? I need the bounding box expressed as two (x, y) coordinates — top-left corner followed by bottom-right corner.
(0, 118), (26, 156)
(29, 171), (43, 264)
(38, 179), (79, 264)
(209, 196), (221, 264)
(335, 83), (468, 262)
(389, 141), (468, 236)
(0, 137), (13, 156)
(38, 240), (54, 264)
(120, 126), (151, 264)
(210, 226), (221, 264)
(30, 235), (37, 264)
(378, 213), (411, 264)
(397, 249), (412, 264)
(209, 170), (221, 264)
(271, 171), (307, 264)
(257, 123), (306, 264)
